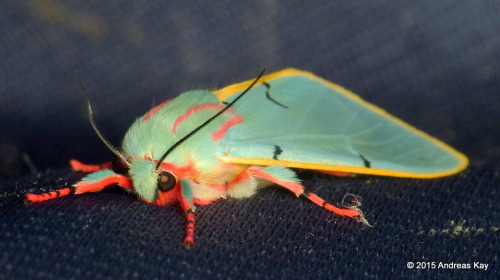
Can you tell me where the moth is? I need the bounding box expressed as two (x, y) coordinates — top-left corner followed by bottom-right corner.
(26, 68), (468, 248)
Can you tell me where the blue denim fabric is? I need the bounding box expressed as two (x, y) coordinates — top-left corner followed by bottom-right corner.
(0, 1), (498, 279)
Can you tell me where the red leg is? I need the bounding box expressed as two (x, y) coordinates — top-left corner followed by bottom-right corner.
(25, 187), (75, 203)
(318, 170), (355, 177)
(250, 166), (370, 226)
(26, 170), (132, 203)
(301, 192), (370, 225)
(250, 167), (303, 195)
(70, 159), (113, 172)
(177, 179), (197, 248)
(183, 210), (196, 249)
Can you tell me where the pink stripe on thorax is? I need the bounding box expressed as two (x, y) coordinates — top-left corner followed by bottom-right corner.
(212, 115), (244, 141)
(172, 103), (225, 134)
(144, 99), (173, 121)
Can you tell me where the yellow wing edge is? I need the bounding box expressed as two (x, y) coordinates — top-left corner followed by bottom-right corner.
(215, 68), (469, 178)
(219, 157), (465, 179)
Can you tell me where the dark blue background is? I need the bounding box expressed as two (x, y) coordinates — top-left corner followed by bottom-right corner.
(1, 1), (498, 279)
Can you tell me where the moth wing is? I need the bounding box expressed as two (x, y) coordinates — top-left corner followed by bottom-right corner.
(214, 68), (468, 178)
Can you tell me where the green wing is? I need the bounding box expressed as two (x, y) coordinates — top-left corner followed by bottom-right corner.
(215, 69), (468, 178)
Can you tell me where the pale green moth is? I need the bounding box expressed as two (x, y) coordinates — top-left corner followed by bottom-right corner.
(26, 68), (468, 248)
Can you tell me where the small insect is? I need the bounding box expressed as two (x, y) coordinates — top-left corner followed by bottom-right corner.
(26, 68), (468, 248)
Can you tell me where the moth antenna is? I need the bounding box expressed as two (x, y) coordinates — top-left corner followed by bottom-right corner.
(155, 68), (267, 170)
(76, 74), (130, 166)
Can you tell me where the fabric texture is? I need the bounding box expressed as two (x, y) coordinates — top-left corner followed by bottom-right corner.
(1, 1), (498, 279)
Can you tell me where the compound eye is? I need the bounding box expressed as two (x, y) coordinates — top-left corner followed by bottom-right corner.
(157, 171), (176, 192)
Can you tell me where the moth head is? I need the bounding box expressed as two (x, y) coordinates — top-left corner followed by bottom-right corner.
(129, 159), (178, 202)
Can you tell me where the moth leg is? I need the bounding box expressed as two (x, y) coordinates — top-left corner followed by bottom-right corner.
(25, 169), (132, 203)
(225, 167), (259, 199)
(301, 191), (369, 226)
(318, 170), (355, 177)
(179, 179), (196, 249)
(183, 209), (196, 249)
(250, 165), (304, 195)
(250, 165), (369, 225)
(70, 159), (114, 172)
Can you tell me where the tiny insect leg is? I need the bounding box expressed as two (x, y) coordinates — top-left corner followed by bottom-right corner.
(179, 179), (196, 249)
(250, 165), (369, 225)
(25, 169), (132, 203)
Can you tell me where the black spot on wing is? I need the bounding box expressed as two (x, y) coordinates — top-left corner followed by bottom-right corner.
(359, 154), (371, 168)
(221, 82), (288, 109)
(263, 82), (289, 109)
(273, 145), (283, 160)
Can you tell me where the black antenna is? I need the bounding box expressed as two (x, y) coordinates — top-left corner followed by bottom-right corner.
(155, 68), (266, 170)
(76, 74), (130, 166)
